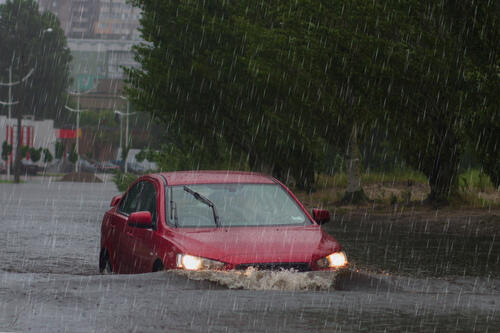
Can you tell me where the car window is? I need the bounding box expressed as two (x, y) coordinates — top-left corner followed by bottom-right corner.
(118, 182), (143, 215)
(138, 181), (157, 224)
(167, 183), (309, 227)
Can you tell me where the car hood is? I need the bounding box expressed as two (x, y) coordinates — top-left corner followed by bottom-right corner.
(171, 225), (342, 265)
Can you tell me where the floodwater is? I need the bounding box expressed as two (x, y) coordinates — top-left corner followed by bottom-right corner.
(0, 181), (499, 332)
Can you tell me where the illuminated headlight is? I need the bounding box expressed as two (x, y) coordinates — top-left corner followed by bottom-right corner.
(316, 251), (348, 269)
(176, 254), (225, 270)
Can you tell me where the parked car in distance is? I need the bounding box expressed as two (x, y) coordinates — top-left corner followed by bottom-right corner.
(127, 162), (145, 174)
(99, 170), (348, 274)
(77, 159), (97, 173)
(96, 161), (120, 173)
(21, 160), (38, 175)
(109, 160), (146, 174)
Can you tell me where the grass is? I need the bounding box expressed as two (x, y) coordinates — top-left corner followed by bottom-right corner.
(296, 168), (499, 210)
(458, 169), (495, 193)
(0, 179), (24, 184)
(315, 169), (428, 189)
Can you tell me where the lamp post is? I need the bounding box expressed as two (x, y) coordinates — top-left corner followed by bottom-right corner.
(114, 105), (136, 173)
(65, 81), (92, 172)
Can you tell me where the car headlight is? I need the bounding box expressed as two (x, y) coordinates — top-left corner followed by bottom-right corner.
(176, 254), (225, 270)
(316, 251), (348, 269)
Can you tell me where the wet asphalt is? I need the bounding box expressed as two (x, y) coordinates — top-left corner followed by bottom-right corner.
(0, 180), (499, 332)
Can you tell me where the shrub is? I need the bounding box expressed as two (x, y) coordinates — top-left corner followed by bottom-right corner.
(112, 171), (137, 192)
(29, 147), (42, 163)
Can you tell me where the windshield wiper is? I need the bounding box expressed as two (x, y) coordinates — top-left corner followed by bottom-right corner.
(170, 187), (178, 227)
(183, 186), (220, 227)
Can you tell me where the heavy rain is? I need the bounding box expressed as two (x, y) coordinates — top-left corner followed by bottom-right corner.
(0, 0), (499, 332)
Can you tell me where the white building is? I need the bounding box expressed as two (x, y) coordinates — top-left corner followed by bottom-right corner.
(0, 116), (57, 165)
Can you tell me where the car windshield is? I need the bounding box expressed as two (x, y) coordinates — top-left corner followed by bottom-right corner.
(167, 183), (309, 227)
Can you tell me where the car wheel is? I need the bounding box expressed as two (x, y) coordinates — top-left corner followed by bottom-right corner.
(152, 260), (164, 272)
(99, 250), (113, 274)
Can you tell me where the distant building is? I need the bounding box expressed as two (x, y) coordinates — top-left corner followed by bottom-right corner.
(36, 0), (142, 111)
(67, 38), (139, 110)
(37, 0), (140, 40)
(37, 0), (100, 38)
(94, 0), (141, 40)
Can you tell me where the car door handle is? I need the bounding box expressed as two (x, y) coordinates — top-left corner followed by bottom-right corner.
(126, 231), (133, 236)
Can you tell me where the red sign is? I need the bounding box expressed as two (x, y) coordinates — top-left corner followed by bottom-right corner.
(56, 129), (81, 139)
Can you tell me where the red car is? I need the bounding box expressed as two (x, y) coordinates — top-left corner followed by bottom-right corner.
(99, 171), (347, 274)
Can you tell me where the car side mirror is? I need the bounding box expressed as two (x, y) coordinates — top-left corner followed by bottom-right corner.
(128, 211), (153, 229)
(312, 208), (330, 225)
(110, 195), (122, 207)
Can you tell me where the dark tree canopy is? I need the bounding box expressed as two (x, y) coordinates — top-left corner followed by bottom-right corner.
(0, 0), (72, 121)
(127, 0), (499, 200)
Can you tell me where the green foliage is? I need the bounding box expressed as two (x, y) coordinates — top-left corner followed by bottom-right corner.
(120, 146), (130, 162)
(316, 169), (427, 189)
(0, 0), (72, 121)
(43, 148), (53, 163)
(20, 146), (29, 157)
(29, 147), (41, 163)
(112, 171), (138, 192)
(68, 144), (78, 164)
(135, 149), (146, 163)
(1, 141), (12, 162)
(146, 142), (249, 173)
(54, 141), (64, 159)
(127, 0), (499, 202)
(459, 169), (495, 193)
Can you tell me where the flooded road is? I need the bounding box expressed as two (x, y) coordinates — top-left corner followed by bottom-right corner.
(1, 181), (499, 332)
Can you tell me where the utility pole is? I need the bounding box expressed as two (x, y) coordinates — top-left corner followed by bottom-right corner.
(0, 66), (34, 181)
(65, 81), (91, 173)
(115, 96), (136, 173)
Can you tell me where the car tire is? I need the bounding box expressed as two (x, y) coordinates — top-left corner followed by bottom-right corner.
(152, 260), (164, 272)
(99, 250), (113, 274)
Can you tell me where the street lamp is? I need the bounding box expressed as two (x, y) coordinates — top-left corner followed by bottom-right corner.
(65, 81), (92, 172)
(114, 100), (136, 173)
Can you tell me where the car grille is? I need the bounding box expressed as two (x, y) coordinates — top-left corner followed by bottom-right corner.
(236, 262), (311, 272)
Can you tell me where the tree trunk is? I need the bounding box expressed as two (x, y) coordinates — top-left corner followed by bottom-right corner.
(425, 147), (460, 206)
(341, 122), (368, 204)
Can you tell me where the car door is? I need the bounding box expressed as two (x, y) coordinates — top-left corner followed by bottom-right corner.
(124, 179), (159, 273)
(114, 181), (143, 273)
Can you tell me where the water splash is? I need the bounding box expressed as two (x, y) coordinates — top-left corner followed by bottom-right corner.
(173, 268), (340, 291)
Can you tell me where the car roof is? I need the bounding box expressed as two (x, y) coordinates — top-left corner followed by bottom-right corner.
(157, 170), (276, 186)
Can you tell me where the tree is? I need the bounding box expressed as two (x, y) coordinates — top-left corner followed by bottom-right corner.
(29, 147), (41, 163)
(126, 0), (319, 189)
(446, 0), (500, 189)
(0, 0), (71, 183)
(1, 141), (12, 162)
(43, 148), (53, 163)
(127, 0), (498, 202)
(374, 0), (500, 203)
(68, 144), (78, 164)
(54, 141), (64, 159)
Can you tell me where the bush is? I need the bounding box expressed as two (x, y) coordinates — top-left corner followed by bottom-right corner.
(43, 149), (53, 163)
(459, 169), (494, 192)
(112, 171), (137, 192)
(55, 141), (64, 159)
(29, 147), (42, 163)
(1, 141), (12, 162)
(68, 144), (78, 163)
